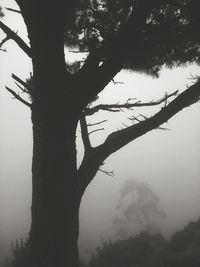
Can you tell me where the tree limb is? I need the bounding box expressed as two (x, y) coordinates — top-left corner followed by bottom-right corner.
(0, 21), (31, 57)
(85, 90), (178, 116)
(5, 86), (32, 108)
(78, 79), (200, 191)
(97, 81), (200, 159)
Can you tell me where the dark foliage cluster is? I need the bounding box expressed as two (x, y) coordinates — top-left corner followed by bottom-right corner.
(64, 0), (200, 77)
(168, 218), (200, 253)
(88, 232), (167, 267)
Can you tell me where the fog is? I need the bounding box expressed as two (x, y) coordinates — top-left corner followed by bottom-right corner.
(0, 0), (200, 264)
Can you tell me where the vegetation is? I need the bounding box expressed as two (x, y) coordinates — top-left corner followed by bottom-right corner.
(0, 0), (200, 266)
(88, 218), (200, 267)
(3, 218), (200, 267)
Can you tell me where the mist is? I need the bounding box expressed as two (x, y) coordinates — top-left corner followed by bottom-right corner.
(0, 0), (200, 265)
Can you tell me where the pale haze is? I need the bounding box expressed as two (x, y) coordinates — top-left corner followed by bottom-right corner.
(0, 0), (200, 263)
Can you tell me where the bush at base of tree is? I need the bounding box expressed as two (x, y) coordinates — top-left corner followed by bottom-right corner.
(1, 239), (87, 267)
(2, 239), (30, 267)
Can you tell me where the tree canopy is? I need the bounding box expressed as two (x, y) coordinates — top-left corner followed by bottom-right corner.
(64, 0), (200, 76)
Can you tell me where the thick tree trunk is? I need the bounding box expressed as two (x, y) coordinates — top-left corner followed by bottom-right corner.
(30, 105), (81, 267)
(16, 4), (88, 265)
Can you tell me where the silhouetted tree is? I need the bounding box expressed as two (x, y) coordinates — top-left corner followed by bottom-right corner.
(1, 1), (200, 266)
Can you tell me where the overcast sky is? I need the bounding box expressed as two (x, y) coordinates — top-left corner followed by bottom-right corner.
(0, 0), (200, 263)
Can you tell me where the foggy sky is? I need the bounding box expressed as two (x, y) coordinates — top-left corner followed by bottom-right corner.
(0, 0), (200, 263)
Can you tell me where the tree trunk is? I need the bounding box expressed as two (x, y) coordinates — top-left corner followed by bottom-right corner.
(17, 5), (87, 265)
(30, 104), (82, 267)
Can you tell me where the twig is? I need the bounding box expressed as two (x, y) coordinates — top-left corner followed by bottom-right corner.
(98, 168), (114, 177)
(14, 82), (29, 94)
(112, 79), (124, 84)
(5, 7), (21, 14)
(5, 86), (32, 108)
(89, 128), (104, 135)
(87, 119), (108, 127)
(12, 73), (31, 92)
(0, 36), (9, 48)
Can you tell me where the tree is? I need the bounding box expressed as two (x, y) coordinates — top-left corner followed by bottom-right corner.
(0, 0), (200, 266)
(113, 180), (166, 239)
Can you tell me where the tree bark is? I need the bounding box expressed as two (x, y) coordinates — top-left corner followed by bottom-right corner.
(30, 102), (82, 267)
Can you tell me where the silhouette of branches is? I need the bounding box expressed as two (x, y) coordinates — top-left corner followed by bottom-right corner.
(79, 80), (200, 189)
(0, 21), (31, 57)
(5, 86), (31, 108)
(98, 81), (200, 158)
(11, 73), (32, 94)
(85, 90), (178, 116)
(129, 114), (171, 131)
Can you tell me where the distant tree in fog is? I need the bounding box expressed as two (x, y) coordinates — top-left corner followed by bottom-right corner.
(113, 180), (166, 239)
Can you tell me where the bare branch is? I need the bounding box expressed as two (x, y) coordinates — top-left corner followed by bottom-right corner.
(0, 21), (31, 57)
(112, 79), (124, 85)
(87, 119), (108, 127)
(98, 168), (114, 177)
(14, 82), (29, 94)
(85, 90), (178, 116)
(0, 35), (9, 48)
(68, 50), (89, 53)
(129, 113), (171, 131)
(89, 128), (104, 135)
(96, 81), (200, 160)
(12, 73), (31, 91)
(5, 7), (21, 14)
(80, 115), (91, 152)
(5, 86), (32, 108)
(157, 126), (171, 131)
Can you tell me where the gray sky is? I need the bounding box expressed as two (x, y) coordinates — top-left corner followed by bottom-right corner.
(0, 0), (200, 263)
